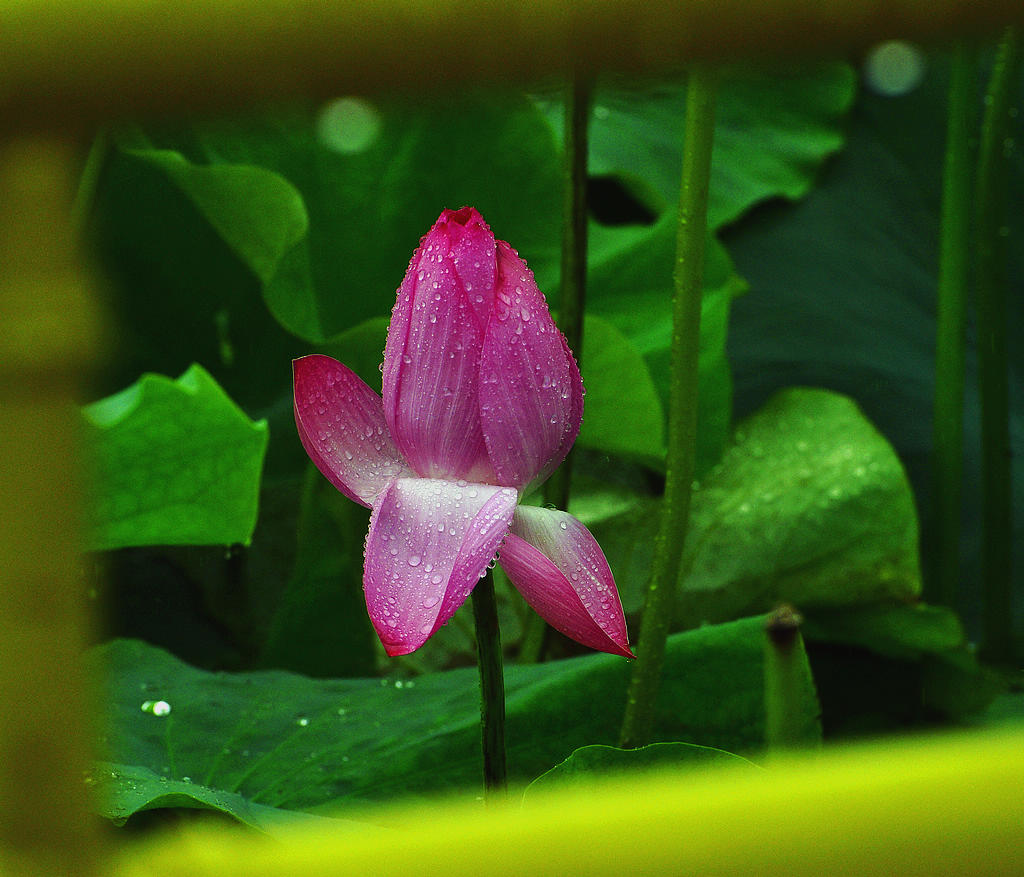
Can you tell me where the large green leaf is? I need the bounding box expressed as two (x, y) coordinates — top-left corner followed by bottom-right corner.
(82, 365), (269, 550)
(91, 615), (818, 823)
(87, 762), (371, 836)
(119, 145), (309, 289)
(676, 388), (921, 628)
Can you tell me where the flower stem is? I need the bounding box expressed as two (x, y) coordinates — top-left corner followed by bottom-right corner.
(555, 70), (593, 369)
(975, 27), (1020, 664)
(521, 71), (593, 664)
(619, 66), (718, 748)
(929, 44), (978, 610)
(471, 570), (508, 798)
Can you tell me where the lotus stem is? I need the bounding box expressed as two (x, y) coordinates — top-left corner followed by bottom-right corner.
(620, 66), (718, 748)
(471, 570), (508, 798)
(522, 71), (593, 664)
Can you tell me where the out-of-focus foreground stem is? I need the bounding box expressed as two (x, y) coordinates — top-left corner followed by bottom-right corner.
(0, 137), (105, 876)
(3, 0), (1024, 125)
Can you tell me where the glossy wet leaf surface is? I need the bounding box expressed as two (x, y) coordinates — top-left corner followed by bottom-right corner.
(91, 615), (818, 823)
(677, 388), (921, 628)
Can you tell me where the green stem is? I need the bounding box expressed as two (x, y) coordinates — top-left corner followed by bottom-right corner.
(471, 570), (508, 798)
(929, 44), (978, 608)
(763, 605), (814, 753)
(619, 66), (718, 748)
(521, 72), (593, 664)
(976, 27), (1020, 664)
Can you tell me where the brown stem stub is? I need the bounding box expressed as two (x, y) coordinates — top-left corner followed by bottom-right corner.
(765, 604), (803, 652)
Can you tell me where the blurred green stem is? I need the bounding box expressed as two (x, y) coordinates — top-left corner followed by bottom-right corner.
(620, 67), (718, 748)
(930, 44), (978, 608)
(471, 570), (508, 799)
(521, 72), (593, 664)
(976, 27), (1020, 663)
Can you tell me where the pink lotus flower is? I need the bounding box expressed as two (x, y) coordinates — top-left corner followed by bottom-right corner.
(293, 207), (633, 658)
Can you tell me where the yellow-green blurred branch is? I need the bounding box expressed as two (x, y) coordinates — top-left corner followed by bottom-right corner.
(0, 138), (106, 876)
(112, 729), (1024, 876)
(2, 0), (1024, 127)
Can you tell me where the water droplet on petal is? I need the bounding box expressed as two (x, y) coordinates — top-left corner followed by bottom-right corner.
(408, 555), (421, 567)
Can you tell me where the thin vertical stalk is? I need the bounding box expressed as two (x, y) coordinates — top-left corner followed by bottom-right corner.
(471, 570), (508, 798)
(930, 44), (978, 609)
(521, 72), (593, 664)
(975, 27), (1020, 663)
(620, 67), (718, 748)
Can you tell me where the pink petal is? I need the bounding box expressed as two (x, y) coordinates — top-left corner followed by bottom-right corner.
(499, 505), (633, 658)
(478, 241), (584, 491)
(364, 477), (518, 656)
(381, 209), (497, 483)
(293, 355), (410, 508)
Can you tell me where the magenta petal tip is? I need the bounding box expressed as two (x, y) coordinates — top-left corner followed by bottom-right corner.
(293, 355), (409, 507)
